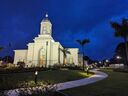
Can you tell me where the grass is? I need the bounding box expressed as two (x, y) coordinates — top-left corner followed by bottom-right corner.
(0, 70), (92, 90)
(62, 68), (128, 96)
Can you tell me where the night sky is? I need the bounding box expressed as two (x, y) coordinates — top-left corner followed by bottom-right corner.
(0, 0), (128, 60)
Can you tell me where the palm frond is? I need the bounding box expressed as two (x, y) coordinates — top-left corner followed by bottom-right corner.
(110, 22), (121, 30)
(76, 39), (90, 46)
(114, 31), (122, 37)
(111, 19), (128, 38)
(59, 48), (70, 57)
(82, 39), (90, 44)
(76, 40), (82, 45)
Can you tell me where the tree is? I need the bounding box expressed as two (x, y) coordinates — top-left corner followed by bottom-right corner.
(111, 18), (128, 66)
(59, 48), (70, 65)
(76, 39), (90, 70)
(115, 42), (128, 63)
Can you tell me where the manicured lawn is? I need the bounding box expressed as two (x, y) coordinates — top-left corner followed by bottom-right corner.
(62, 68), (128, 96)
(0, 70), (92, 90)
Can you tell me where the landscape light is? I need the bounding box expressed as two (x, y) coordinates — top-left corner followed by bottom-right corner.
(35, 71), (38, 75)
(34, 71), (38, 84)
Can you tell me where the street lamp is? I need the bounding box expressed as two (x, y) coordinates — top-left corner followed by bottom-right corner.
(34, 71), (38, 84)
(99, 61), (102, 64)
(106, 60), (109, 63)
(116, 56), (121, 59)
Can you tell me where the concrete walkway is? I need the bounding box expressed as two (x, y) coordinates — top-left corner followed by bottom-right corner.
(5, 69), (108, 96)
(57, 69), (108, 90)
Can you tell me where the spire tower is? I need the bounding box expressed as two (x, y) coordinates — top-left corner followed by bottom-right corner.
(40, 13), (52, 35)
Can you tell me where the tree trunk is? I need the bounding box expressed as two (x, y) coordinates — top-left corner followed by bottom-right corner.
(124, 37), (128, 66)
(63, 54), (65, 65)
(82, 46), (85, 71)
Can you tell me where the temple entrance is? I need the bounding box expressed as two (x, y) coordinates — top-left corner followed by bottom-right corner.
(39, 48), (46, 67)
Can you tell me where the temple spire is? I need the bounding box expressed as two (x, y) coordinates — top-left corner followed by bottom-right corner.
(40, 13), (52, 35)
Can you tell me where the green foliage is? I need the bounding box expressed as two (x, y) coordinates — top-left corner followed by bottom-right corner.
(115, 42), (128, 63)
(0, 67), (49, 74)
(111, 18), (128, 38)
(76, 39), (90, 71)
(59, 48), (70, 58)
(111, 18), (128, 65)
(59, 48), (71, 64)
(0, 70), (91, 90)
(2, 63), (15, 69)
(76, 39), (90, 46)
(17, 61), (25, 68)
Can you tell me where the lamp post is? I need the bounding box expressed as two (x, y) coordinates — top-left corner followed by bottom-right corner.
(86, 67), (89, 75)
(34, 71), (38, 84)
(116, 56), (122, 64)
(105, 60), (109, 67)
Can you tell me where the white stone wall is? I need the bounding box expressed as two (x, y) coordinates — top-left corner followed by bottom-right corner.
(51, 42), (59, 65)
(59, 44), (64, 64)
(78, 54), (83, 66)
(14, 50), (28, 65)
(67, 48), (79, 65)
(27, 43), (34, 67)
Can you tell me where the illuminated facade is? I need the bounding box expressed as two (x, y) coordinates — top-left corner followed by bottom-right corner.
(14, 14), (79, 67)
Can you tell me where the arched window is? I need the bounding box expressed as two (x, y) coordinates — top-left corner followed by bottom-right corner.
(39, 48), (46, 67)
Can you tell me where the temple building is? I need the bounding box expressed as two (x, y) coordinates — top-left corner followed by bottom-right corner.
(14, 14), (79, 67)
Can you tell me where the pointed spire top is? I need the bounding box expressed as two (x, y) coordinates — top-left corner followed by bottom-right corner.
(45, 13), (48, 18)
(41, 13), (51, 23)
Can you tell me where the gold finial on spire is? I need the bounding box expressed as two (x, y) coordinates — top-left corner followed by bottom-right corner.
(45, 13), (48, 18)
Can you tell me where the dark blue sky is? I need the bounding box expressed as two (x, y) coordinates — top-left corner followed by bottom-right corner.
(0, 0), (128, 60)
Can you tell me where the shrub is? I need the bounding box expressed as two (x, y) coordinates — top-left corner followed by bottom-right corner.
(5, 83), (58, 96)
(17, 61), (25, 68)
(0, 67), (49, 74)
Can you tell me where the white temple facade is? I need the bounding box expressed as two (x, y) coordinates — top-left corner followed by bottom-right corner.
(14, 14), (79, 67)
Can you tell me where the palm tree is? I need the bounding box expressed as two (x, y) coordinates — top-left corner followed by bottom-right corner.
(76, 39), (90, 70)
(111, 18), (128, 66)
(59, 48), (70, 65)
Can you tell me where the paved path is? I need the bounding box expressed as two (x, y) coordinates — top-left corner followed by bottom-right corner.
(5, 69), (108, 96)
(57, 69), (108, 90)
